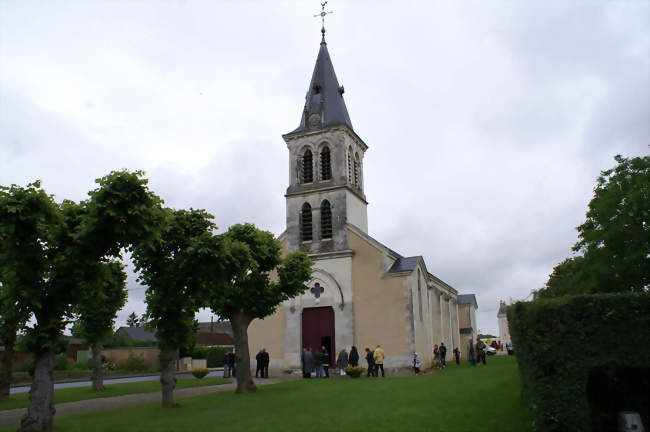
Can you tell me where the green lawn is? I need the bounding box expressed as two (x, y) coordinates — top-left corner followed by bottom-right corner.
(0, 377), (230, 412)
(2, 356), (529, 432)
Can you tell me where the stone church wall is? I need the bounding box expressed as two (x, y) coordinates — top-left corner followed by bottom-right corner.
(348, 229), (412, 369)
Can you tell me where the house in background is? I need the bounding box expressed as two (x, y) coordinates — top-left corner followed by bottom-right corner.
(196, 321), (234, 346)
(114, 326), (157, 344)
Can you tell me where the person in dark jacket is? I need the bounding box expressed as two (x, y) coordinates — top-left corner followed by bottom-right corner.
(453, 347), (460, 365)
(348, 346), (359, 367)
(365, 348), (376, 377)
(314, 347), (324, 378)
(261, 348), (270, 378)
(223, 351), (232, 378)
(302, 348), (314, 378)
(320, 346), (330, 378)
(439, 342), (447, 367)
(255, 349), (264, 378)
(469, 341), (476, 366)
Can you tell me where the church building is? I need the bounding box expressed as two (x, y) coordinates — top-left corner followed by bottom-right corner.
(247, 28), (478, 371)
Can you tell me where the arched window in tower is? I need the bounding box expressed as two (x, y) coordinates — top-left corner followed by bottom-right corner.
(302, 149), (313, 183)
(347, 148), (352, 184)
(353, 153), (360, 188)
(300, 203), (312, 242)
(321, 200), (332, 239)
(417, 269), (423, 322)
(320, 147), (331, 181)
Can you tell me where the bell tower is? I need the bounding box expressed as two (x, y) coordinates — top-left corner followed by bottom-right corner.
(283, 28), (368, 255)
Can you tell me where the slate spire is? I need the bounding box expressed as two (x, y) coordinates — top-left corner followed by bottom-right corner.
(289, 39), (353, 135)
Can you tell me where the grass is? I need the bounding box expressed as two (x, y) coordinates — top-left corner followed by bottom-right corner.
(2, 356), (529, 432)
(0, 377), (230, 412)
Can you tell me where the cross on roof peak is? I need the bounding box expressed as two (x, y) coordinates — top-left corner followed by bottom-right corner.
(313, 1), (333, 44)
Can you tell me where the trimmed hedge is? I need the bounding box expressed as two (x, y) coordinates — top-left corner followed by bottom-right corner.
(508, 293), (650, 432)
(186, 346), (233, 368)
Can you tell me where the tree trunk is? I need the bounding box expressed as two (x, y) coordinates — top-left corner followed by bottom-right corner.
(0, 338), (15, 401)
(19, 348), (55, 432)
(91, 341), (104, 391)
(159, 345), (178, 408)
(231, 311), (256, 394)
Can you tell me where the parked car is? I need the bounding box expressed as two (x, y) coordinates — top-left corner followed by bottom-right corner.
(484, 344), (497, 356)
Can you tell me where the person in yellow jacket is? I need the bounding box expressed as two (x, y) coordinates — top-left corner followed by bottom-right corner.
(373, 345), (385, 377)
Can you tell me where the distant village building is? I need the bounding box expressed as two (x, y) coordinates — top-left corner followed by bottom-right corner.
(497, 300), (511, 347)
(247, 29), (478, 371)
(196, 321), (234, 346)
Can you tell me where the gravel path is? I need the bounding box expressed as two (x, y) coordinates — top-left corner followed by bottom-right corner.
(0, 376), (296, 429)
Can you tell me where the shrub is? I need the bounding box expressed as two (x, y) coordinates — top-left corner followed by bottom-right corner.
(119, 353), (149, 372)
(508, 293), (650, 432)
(186, 346), (232, 368)
(54, 353), (70, 371)
(191, 368), (209, 379)
(344, 366), (364, 378)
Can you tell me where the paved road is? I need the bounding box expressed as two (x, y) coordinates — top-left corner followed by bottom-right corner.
(10, 371), (225, 394)
(0, 375), (297, 429)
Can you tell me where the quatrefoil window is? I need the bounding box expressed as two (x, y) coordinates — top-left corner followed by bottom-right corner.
(310, 283), (324, 299)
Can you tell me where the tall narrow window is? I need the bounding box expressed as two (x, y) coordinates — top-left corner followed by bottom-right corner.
(300, 203), (312, 241)
(320, 147), (331, 181)
(302, 149), (313, 183)
(347, 149), (352, 184)
(417, 269), (423, 322)
(321, 200), (332, 239)
(353, 153), (360, 187)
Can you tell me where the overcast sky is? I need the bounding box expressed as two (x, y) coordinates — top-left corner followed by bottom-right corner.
(1, 1), (648, 336)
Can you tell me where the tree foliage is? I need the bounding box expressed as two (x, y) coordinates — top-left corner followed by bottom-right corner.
(194, 223), (312, 393)
(131, 208), (216, 407)
(539, 155), (649, 298)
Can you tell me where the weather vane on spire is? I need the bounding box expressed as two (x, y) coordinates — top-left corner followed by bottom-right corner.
(314, 1), (333, 43)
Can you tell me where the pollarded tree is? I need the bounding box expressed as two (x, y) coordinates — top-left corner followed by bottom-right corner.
(193, 223), (312, 394)
(74, 260), (127, 391)
(131, 208), (217, 408)
(0, 171), (160, 432)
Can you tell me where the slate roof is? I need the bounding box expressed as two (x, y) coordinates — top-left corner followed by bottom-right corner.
(288, 39), (353, 135)
(115, 326), (157, 342)
(460, 327), (474, 334)
(197, 321), (233, 335)
(458, 294), (478, 308)
(387, 256), (423, 274)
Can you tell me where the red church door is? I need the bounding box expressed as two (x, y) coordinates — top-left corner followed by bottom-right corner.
(302, 306), (335, 365)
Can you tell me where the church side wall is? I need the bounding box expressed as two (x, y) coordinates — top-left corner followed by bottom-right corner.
(348, 230), (412, 369)
(247, 306), (285, 369)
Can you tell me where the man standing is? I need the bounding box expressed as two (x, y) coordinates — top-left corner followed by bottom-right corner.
(373, 345), (385, 377)
(476, 339), (487, 366)
(439, 342), (447, 368)
(337, 347), (349, 376)
(302, 348), (314, 378)
(261, 348), (270, 378)
(255, 349), (264, 378)
(223, 350), (232, 378)
(469, 341), (476, 366)
(321, 346), (330, 378)
(365, 348), (376, 377)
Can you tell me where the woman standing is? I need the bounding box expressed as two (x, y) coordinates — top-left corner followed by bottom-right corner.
(337, 348), (349, 376)
(348, 346), (359, 367)
(433, 344), (441, 368)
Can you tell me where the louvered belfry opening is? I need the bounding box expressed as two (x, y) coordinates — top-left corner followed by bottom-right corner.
(353, 155), (360, 187)
(320, 147), (331, 180)
(321, 200), (332, 239)
(347, 150), (352, 183)
(302, 149), (313, 183)
(301, 203), (313, 241)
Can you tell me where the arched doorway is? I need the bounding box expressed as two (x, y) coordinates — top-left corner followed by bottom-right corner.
(302, 306), (335, 365)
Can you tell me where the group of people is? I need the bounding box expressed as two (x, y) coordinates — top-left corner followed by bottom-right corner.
(468, 339), (488, 366)
(301, 345), (386, 378)
(255, 348), (270, 378)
